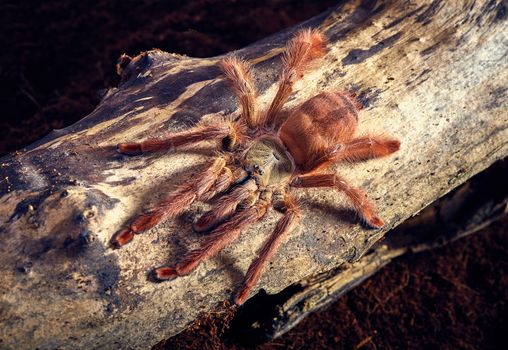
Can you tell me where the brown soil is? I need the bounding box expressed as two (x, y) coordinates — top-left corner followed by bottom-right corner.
(2, 1), (506, 349)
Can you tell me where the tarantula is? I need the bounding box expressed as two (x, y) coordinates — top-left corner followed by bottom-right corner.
(111, 29), (400, 305)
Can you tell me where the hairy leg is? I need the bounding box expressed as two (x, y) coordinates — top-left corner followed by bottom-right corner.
(199, 166), (250, 202)
(263, 29), (327, 127)
(153, 198), (270, 280)
(292, 173), (384, 228)
(198, 168), (231, 202)
(110, 157), (227, 247)
(235, 194), (301, 305)
(303, 135), (400, 173)
(117, 123), (233, 155)
(336, 136), (400, 163)
(219, 57), (258, 129)
(193, 179), (258, 233)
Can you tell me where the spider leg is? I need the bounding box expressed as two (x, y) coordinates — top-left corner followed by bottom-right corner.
(292, 173), (384, 228)
(219, 57), (258, 129)
(335, 136), (400, 163)
(153, 195), (270, 281)
(235, 194), (301, 305)
(198, 167), (232, 202)
(199, 165), (249, 202)
(263, 29), (327, 127)
(194, 178), (257, 233)
(110, 157), (227, 247)
(306, 136), (400, 172)
(117, 122), (233, 155)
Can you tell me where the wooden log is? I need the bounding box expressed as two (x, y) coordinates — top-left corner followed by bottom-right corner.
(0, 0), (506, 348)
(227, 159), (507, 342)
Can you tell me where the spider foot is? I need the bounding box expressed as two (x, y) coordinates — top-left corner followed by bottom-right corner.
(234, 287), (250, 306)
(365, 215), (384, 229)
(151, 266), (178, 282)
(385, 139), (401, 153)
(110, 228), (135, 248)
(117, 142), (142, 155)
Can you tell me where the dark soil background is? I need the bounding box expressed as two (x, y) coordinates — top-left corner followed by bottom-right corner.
(1, 1), (506, 349)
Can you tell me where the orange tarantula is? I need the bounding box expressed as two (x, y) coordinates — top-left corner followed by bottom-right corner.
(111, 29), (400, 305)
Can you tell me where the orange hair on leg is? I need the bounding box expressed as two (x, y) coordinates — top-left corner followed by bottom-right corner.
(264, 28), (327, 126)
(219, 56), (258, 128)
(292, 173), (384, 228)
(235, 195), (301, 304)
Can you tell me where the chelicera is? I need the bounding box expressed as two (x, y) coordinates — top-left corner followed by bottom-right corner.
(111, 29), (400, 305)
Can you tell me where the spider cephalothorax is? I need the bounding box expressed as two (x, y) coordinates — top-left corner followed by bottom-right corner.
(111, 29), (400, 305)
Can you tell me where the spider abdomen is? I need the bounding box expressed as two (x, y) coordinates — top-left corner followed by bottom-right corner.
(279, 91), (361, 170)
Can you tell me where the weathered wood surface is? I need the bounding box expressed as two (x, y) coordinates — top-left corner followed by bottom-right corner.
(238, 160), (507, 341)
(0, 0), (507, 348)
